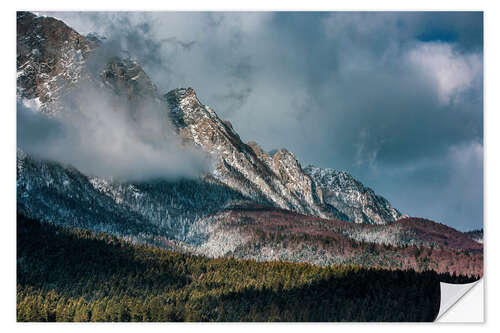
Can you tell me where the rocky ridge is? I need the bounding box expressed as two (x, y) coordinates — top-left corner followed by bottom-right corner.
(17, 11), (97, 113)
(164, 88), (334, 219)
(304, 165), (404, 224)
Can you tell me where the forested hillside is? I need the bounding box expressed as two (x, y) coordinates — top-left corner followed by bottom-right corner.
(17, 215), (478, 322)
(187, 205), (483, 275)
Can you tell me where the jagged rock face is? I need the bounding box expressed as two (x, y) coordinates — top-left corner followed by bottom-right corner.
(304, 165), (404, 224)
(17, 12), (158, 114)
(101, 57), (159, 100)
(271, 149), (322, 206)
(164, 88), (330, 218)
(17, 11), (97, 113)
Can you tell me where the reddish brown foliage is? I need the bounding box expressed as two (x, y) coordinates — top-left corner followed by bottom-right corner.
(210, 204), (482, 277)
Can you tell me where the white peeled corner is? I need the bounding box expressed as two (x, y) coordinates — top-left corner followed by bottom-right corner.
(436, 279), (483, 322)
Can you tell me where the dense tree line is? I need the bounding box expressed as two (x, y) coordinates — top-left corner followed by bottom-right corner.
(17, 214), (478, 322)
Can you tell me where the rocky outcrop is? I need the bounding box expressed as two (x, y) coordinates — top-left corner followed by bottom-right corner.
(17, 11), (97, 113)
(100, 57), (159, 100)
(304, 165), (404, 224)
(164, 88), (330, 218)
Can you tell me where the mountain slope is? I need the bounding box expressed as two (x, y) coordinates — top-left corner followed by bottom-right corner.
(17, 149), (248, 244)
(164, 88), (333, 219)
(304, 165), (404, 224)
(185, 204), (482, 276)
(17, 11), (97, 113)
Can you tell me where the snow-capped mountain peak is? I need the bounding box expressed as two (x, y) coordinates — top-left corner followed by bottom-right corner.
(304, 165), (404, 224)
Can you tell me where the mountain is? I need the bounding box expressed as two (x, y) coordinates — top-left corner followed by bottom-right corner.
(17, 149), (247, 243)
(304, 165), (404, 224)
(17, 11), (97, 113)
(164, 88), (335, 219)
(17, 150), (483, 276)
(16, 12), (482, 277)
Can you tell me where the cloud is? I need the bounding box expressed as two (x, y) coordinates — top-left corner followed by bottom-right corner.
(17, 79), (212, 182)
(407, 42), (482, 105)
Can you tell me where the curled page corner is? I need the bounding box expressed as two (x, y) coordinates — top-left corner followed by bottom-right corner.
(435, 278), (483, 322)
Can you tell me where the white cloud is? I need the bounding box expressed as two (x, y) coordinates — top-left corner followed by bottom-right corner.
(407, 42), (482, 105)
(17, 81), (212, 181)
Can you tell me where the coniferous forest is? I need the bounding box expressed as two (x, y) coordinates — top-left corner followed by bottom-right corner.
(17, 215), (478, 322)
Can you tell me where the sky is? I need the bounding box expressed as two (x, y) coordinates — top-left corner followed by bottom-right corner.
(40, 11), (483, 231)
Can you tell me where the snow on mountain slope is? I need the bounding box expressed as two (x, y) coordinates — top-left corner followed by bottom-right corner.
(465, 229), (483, 244)
(184, 205), (482, 276)
(17, 11), (97, 113)
(304, 165), (404, 224)
(17, 149), (248, 245)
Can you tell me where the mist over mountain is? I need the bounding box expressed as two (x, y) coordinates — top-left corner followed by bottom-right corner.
(17, 12), (211, 181)
(17, 83), (212, 181)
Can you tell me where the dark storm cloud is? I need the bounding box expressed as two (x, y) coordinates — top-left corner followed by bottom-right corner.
(413, 12), (483, 51)
(39, 11), (483, 230)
